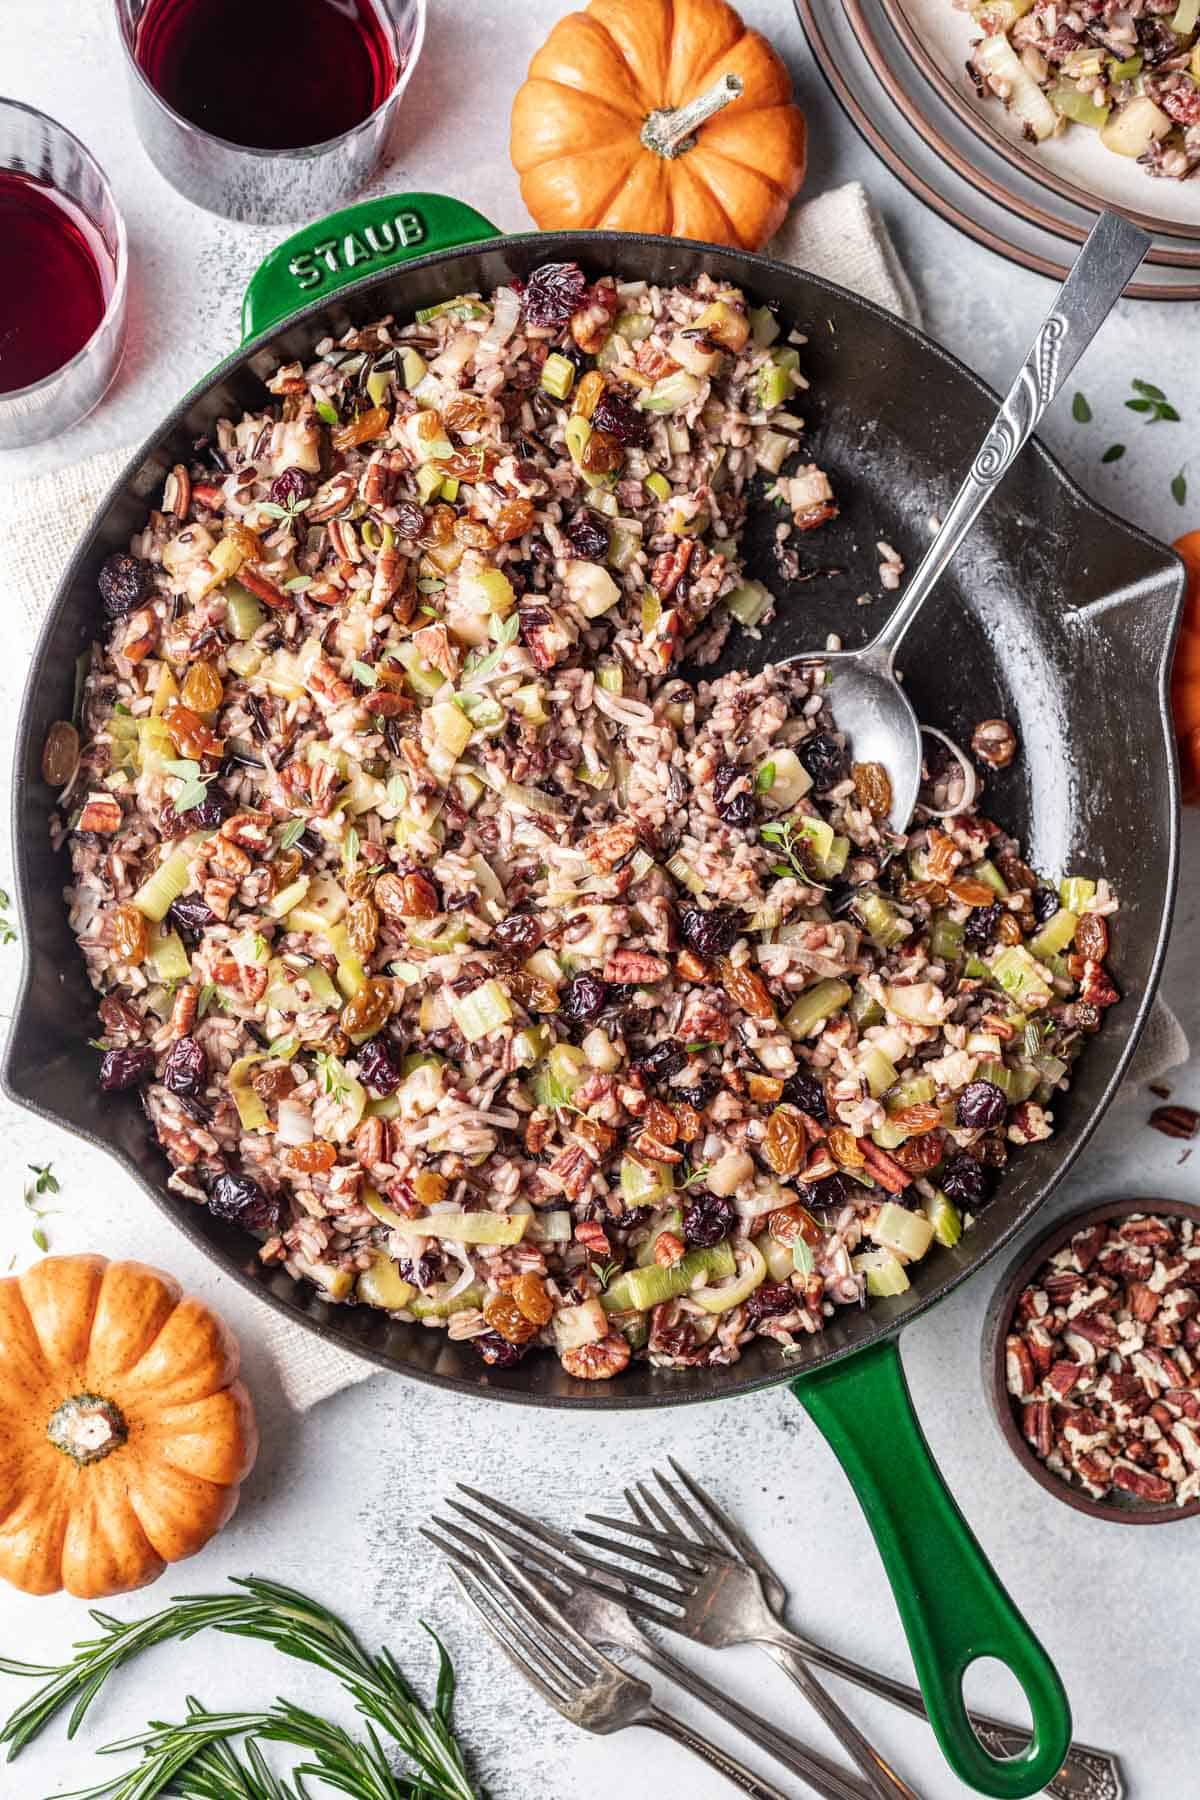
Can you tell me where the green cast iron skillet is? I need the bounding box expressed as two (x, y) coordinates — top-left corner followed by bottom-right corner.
(3, 193), (1184, 1797)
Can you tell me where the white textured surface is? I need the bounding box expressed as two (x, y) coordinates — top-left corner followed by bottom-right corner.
(1, 3), (1198, 1798)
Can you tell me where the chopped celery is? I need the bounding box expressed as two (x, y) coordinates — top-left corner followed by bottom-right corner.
(597, 664), (624, 695)
(692, 1241), (768, 1314)
(409, 1280), (486, 1320)
(724, 580), (773, 627)
(792, 811), (832, 861)
(229, 1056), (269, 1131)
(872, 1202), (934, 1261)
(356, 1254), (416, 1311)
(400, 348), (427, 389)
(1029, 908), (1078, 959)
(1171, 0), (1198, 31)
(601, 1241), (736, 1313)
(1106, 52), (1143, 80)
(1101, 94), (1172, 156)
(1058, 876), (1096, 912)
(324, 925), (367, 1004)
(972, 34), (1059, 139)
(753, 426), (794, 474)
(136, 715), (174, 776)
(971, 859), (1010, 898)
(440, 476), (460, 504)
(871, 1118), (911, 1150)
(613, 310), (654, 342)
(366, 1092), (402, 1119)
(415, 295), (488, 324)
(757, 353), (798, 411)
(853, 1249), (911, 1297)
(226, 642), (264, 679)
(541, 352), (577, 399)
(883, 982), (943, 1026)
(964, 954), (989, 980)
(386, 1209), (528, 1246)
(645, 471), (672, 502)
(528, 1209), (572, 1243)
(459, 567), (515, 618)
(885, 1074), (936, 1114)
(765, 749), (813, 812)
(148, 926), (190, 983)
(133, 845), (195, 922)
(607, 525), (641, 573)
(415, 463), (443, 504)
(970, 0), (1032, 20)
(641, 588), (663, 635)
(988, 945), (1054, 1006)
(225, 582), (267, 641)
(784, 978), (853, 1039)
(642, 371), (702, 414)
(620, 1156), (675, 1208)
(665, 851), (706, 897)
(849, 984), (885, 1030)
(533, 1042), (587, 1108)
(513, 682), (549, 725)
(859, 1045), (899, 1099)
(565, 559), (620, 618)
(923, 1188), (962, 1248)
(749, 305), (781, 347)
(1050, 83), (1109, 127)
(753, 1230), (796, 1285)
(929, 913), (965, 963)
(269, 877), (310, 920)
(814, 835), (850, 881)
(857, 892), (908, 949)
(450, 979), (512, 1043)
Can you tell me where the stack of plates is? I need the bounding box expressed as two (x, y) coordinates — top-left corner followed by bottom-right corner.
(793, 0), (1200, 298)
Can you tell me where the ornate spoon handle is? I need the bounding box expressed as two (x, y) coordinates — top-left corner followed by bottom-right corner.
(871, 210), (1151, 666)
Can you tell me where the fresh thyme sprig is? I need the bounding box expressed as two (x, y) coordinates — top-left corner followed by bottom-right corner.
(0, 1577), (482, 1800)
(0, 886), (16, 947)
(759, 818), (808, 881)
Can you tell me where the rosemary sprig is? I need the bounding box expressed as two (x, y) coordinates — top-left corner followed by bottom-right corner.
(0, 1579), (480, 1799)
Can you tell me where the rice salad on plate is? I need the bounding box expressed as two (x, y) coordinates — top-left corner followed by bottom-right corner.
(52, 262), (1121, 1381)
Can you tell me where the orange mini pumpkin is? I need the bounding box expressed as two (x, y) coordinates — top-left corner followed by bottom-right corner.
(511, 0), (807, 250)
(0, 1256), (257, 1598)
(1170, 530), (1200, 802)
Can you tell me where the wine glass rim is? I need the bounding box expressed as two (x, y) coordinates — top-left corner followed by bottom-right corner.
(111, 0), (428, 163)
(0, 96), (129, 410)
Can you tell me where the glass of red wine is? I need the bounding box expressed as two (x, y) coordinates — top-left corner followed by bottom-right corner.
(113, 0), (426, 223)
(0, 99), (128, 449)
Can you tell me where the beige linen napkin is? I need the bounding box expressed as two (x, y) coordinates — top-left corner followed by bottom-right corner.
(1, 183), (1183, 1407)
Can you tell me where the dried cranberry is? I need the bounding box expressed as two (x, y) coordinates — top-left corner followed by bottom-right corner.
(209, 1171), (282, 1233)
(631, 1042), (687, 1083)
(681, 1192), (736, 1248)
(802, 1172), (849, 1210)
(713, 761), (755, 828)
(492, 912), (544, 957)
(676, 1075), (719, 1111)
(679, 904), (740, 960)
(1032, 887), (1060, 927)
(169, 895), (217, 938)
(798, 732), (847, 790)
(398, 1251), (442, 1288)
(161, 1035), (207, 1099)
(98, 1046), (154, 1091)
(941, 1154), (995, 1210)
(591, 388), (650, 448)
(782, 1069), (829, 1121)
(98, 553), (151, 618)
(564, 511), (610, 562)
(269, 468), (312, 509)
(562, 973), (609, 1024)
(521, 262), (589, 328)
(474, 1330), (530, 1368)
(956, 1080), (1008, 1130)
(176, 788), (232, 832)
(744, 1280), (797, 1326)
(963, 904), (1003, 951)
(357, 1037), (402, 1095)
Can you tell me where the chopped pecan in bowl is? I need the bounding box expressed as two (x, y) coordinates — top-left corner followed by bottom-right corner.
(985, 1198), (1200, 1522)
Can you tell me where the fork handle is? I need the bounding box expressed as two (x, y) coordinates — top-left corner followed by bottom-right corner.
(643, 1703), (799, 1800)
(756, 1638), (923, 1800)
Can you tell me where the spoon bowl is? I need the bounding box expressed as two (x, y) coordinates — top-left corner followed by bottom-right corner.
(800, 647), (923, 830)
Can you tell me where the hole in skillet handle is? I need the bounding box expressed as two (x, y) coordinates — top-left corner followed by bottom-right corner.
(239, 192), (505, 343)
(791, 1337), (1073, 1798)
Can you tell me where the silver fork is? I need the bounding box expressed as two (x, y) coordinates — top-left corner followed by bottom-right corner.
(421, 1525), (798, 1800)
(571, 1497), (921, 1800)
(592, 1461), (1123, 1800)
(439, 1490), (875, 1800)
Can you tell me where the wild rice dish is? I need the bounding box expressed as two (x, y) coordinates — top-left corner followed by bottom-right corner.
(961, 0), (1200, 181)
(54, 263), (1120, 1381)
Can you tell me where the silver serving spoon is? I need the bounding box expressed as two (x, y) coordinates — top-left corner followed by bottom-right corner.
(788, 210), (1151, 829)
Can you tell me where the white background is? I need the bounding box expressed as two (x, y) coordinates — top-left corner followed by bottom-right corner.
(1, 2), (1198, 1796)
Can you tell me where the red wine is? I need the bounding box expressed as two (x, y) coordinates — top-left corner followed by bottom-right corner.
(0, 172), (109, 394)
(134, 0), (398, 151)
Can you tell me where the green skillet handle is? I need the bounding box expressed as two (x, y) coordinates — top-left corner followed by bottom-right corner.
(240, 192), (504, 342)
(792, 1339), (1071, 1799)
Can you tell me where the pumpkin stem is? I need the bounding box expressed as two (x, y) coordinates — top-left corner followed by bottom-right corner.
(48, 1393), (128, 1466)
(641, 73), (744, 161)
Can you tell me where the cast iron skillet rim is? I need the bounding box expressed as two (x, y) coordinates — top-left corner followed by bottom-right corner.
(3, 226), (1183, 1409)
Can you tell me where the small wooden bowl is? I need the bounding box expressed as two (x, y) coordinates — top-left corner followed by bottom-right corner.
(984, 1198), (1200, 1525)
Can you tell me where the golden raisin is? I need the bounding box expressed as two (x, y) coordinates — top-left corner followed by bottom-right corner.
(674, 1103), (702, 1143)
(452, 516), (498, 550)
(41, 720), (80, 788)
(1074, 913), (1108, 961)
(111, 904), (149, 963)
(443, 394), (489, 435)
(768, 1202), (822, 1248)
(483, 1289), (539, 1345)
(346, 898), (380, 958)
(573, 371), (605, 420)
(436, 446), (500, 480)
(332, 404), (390, 451)
(643, 1099), (679, 1145)
(762, 1105), (808, 1177)
(180, 661), (224, 713)
(402, 871), (441, 918)
(224, 520), (261, 561)
(164, 702), (223, 760)
(273, 850), (303, 889)
(889, 1102), (943, 1136)
(828, 1126), (865, 1169)
(343, 870), (377, 901)
(573, 1114), (617, 1156)
(580, 428), (623, 474)
(949, 877), (1000, 907)
(716, 956), (776, 1021)
(747, 1073), (785, 1104)
(492, 498), (535, 542)
(511, 1271), (554, 1326)
(284, 1140), (338, 1173)
(508, 970), (559, 1013)
(413, 1169), (448, 1208)
(417, 504), (455, 548)
(852, 762), (892, 820)
(340, 978), (392, 1039)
